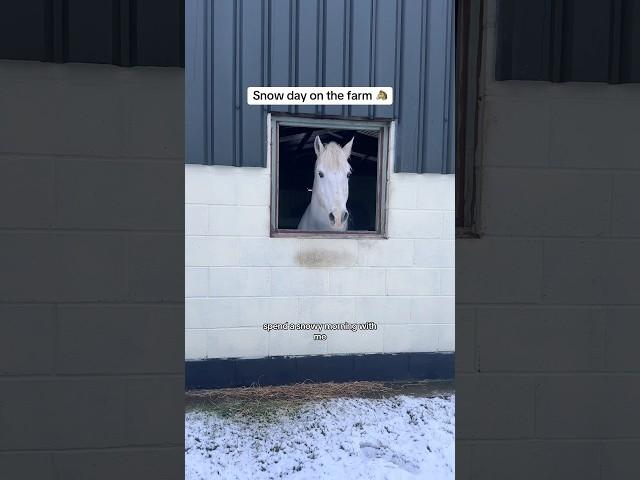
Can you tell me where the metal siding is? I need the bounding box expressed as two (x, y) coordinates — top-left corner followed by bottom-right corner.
(349, 0), (373, 118)
(0, 0), (184, 67)
(211, 0), (235, 166)
(396, 0), (423, 174)
(423, 0), (452, 174)
(324, 0), (347, 116)
(185, 0), (207, 164)
(187, 0), (454, 173)
(373, 0), (398, 119)
(297, 0), (321, 115)
(496, 0), (640, 84)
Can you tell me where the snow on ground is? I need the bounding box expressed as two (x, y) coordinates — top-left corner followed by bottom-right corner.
(185, 394), (454, 480)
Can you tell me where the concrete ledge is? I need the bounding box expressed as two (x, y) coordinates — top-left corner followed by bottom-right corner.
(185, 352), (454, 390)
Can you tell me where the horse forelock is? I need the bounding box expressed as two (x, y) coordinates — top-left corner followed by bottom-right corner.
(316, 142), (352, 174)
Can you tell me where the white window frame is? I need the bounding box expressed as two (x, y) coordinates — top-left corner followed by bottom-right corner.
(268, 114), (392, 239)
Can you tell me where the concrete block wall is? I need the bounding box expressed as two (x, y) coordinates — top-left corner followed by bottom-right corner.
(457, 0), (640, 477)
(0, 61), (183, 477)
(186, 158), (455, 359)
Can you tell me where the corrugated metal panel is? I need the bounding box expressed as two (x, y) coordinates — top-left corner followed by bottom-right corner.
(496, 0), (640, 83)
(0, 0), (184, 67)
(186, 0), (454, 173)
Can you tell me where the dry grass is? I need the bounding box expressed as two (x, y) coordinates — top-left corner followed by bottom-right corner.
(188, 380), (392, 402)
(186, 381), (394, 418)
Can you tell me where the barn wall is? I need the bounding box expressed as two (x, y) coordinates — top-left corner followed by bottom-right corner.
(457, 0), (640, 476)
(186, 0), (454, 174)
(185, 163), (454, 360)
(0, 60), (183, 476)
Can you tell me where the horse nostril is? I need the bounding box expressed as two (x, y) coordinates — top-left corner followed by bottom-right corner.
(329, 212), (335, 224)
(341, 211), (349, 223)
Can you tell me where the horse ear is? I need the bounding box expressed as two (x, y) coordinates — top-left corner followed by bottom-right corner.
(314, 136), (325, 156)
(343, 137), (354, 157)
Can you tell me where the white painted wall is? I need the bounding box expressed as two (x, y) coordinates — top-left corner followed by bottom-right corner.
(457, 0), (640, 474)
(185, 147), (455, 359)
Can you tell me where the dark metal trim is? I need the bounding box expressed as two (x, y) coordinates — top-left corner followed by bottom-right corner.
(1, 0), (184, 67)
(456, 0), (483, 237)
(185, 352), (455, 390)
(496, 0), (640, 84)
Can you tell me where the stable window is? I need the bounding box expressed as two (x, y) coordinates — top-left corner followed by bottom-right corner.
(270, 116), (390, 238)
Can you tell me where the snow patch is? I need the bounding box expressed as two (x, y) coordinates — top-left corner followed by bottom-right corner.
(186, 395), (454, 480)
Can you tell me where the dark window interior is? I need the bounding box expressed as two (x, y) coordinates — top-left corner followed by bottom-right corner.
(277, 126), (379, 231)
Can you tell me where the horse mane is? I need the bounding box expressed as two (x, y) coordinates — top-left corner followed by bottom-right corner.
(316, 142), (352, 174)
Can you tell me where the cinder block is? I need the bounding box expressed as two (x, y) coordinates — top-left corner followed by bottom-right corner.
(550, 100), (639, 169)
(457, 238), (542, 303)
(388, 210), (442, 239)
(484, 98), (551, 167)
(0, 232), (128, 302)
(206, 327), (268, 358)
(185, 267), (208, 297)
(185, 205), (208, 235)
(605, 308), (640, 371)
(440, 268), (455, 295)
(185, 236), (240, 266)
(0, 79), (123, 156)
(383, 324), (440, 353)
(268, 329), (328, 356)
(234, 170), (270, 206)
(185, 329), (207, 360)
(209, 267), (270, 296)
(56, 305), (182, 374)
(482, 169), (611, 236)
(128, 233), (182, 301)
(602, 441), (640, 479)
(612, 172), (640, 237)
(471, 441), (601, 480)
(386, 268), (440, 296)
(387, 174), (417, 209)
(299, 296), (356, 323)
(0, 158), (54, 228)
(411, 296), (455, 324)
(0, 379), (126, 449)
(455, 307), (476, 372)
(442, 211), (455, 239)
(298, 238), (358, 267)
(543, 239), (640, 304)
(477, 307), (605, 372)
(0, 453), (55, 480)
(124, 377), (183, 445)
(56, 159), (183, 230)
(186, 297), (298, 329)
(413, 240), (455, 267)
(535, 375), (640, 438)
(356, 296), (412, 324)
(327, 326), (383, 355)
(208, 205), (269, 236)
(122, 82), (184, 158)
(415, 173), (455, 211)
(271, 268), (329, 296)
(456, 374), (535, 439)
(185, 165), (227, 205)
(328, 268), (386, 296)
(0, 305), (55, 375)
(238, 237), (300, 266)
(456, 443), (472, 480)
(438, 323), (455, 351)
(356, 239), (414, 266)
(54, 448), (183, 480)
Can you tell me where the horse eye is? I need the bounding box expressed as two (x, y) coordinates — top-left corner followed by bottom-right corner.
(318, 171), (324, 178)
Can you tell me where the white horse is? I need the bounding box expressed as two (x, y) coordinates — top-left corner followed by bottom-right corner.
(297, 136), (354, 231)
